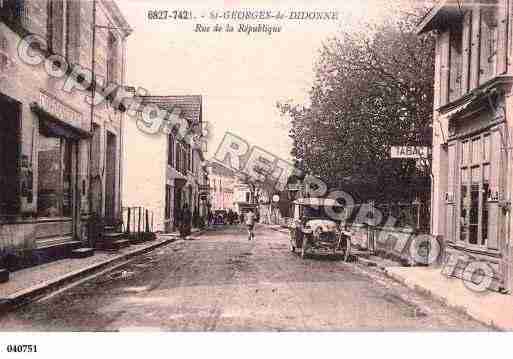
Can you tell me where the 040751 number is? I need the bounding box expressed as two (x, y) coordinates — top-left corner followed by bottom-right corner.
(6, 345), (37, 353)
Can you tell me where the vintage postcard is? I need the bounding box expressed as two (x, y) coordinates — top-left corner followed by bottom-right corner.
(0, 0), (511, 357)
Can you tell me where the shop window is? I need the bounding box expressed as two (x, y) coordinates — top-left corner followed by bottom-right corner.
(37, 131), (73, 218)
(459, 134), (490, 246)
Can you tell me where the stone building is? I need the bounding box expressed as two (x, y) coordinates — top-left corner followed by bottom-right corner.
(122, 95), (209, 232)
(0, 0), (131, 266)
(418, 0), (513, 291)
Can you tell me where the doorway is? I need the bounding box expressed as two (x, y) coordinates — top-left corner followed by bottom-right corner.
(0, 93), (21, 218)
(105, 131), (117, 221)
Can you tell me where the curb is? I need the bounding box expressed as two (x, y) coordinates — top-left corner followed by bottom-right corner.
(349, 262), (432, 317)
(382, 268), (505, 331)
(0, 236), (180, 315)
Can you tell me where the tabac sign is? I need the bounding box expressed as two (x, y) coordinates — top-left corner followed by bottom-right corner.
(390, 146), (431, 159)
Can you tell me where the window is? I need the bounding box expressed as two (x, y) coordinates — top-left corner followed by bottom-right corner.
(37, 131), (73, 218)
(2, 0), (25, 21)
(168, 134), (175, 167)
(459, 134), (490, 246)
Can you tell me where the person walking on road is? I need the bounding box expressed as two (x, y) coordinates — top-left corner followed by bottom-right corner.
(179, 203), (192, 239)
(245, 209), (256, 241)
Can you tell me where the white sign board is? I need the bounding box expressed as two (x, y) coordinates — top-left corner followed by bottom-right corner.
(390, 146), (430, 159)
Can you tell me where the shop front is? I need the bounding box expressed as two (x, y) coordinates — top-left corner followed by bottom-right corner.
(0, 90), (90, 269)
(442, 89), (511, 291)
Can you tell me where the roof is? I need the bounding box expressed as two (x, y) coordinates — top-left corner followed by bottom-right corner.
(293, 198), (343, 207)
(140, 95), (203, 124)
(416, 0), (461, 34)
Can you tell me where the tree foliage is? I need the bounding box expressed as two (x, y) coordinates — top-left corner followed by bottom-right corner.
(278, 14), (435, 202)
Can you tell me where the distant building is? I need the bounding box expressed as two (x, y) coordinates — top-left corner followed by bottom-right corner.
(208, 161), (235, 211)
(122, 95), (208, 232)
(233, 181), (256, 215)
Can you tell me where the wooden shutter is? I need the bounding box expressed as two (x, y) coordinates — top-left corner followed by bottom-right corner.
(469, 6), (481, 89)
(449, 25), (463, 102)
(461, 10), (473, 94)
(48, 0), (65, 55)
(65, 0), (81, 64)
(439, 31), (451, 106)
(446, 142), (457, 243)
(496, 0), (508, 73)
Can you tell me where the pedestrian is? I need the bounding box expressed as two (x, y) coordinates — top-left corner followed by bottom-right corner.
(245, 209), (256, 241)
(179, 203), (192, 239)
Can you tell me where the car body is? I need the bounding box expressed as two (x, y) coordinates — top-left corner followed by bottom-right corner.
(288, 197), (350, 260)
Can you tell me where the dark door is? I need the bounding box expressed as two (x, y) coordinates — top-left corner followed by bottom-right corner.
(90, 124), (102, 215)
(105, 131), (116, 221)
(174, 186), (182, 229)
(0, 93), (21, 217)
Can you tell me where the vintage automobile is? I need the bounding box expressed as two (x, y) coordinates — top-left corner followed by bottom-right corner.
(288, 198), (351, 260)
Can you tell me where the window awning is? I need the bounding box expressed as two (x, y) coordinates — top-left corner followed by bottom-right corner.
(30, 102), (91, 140)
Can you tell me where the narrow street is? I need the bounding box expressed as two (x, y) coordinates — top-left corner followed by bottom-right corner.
(0, 226), (489, 331)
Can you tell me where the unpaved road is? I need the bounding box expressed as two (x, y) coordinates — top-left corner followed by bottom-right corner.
(0, 225), (490, 331)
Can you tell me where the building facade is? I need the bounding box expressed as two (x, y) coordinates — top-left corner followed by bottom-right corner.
(0, 0), (131, 266)
(208, 161), (235, 211)
(122, 95), (209, 233)
(418, 0), (513, 291)
(233, 180), (256, 215)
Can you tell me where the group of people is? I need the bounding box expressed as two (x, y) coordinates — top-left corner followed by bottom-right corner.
(205, 209), (257, 240)
(176, 204), (257, 240)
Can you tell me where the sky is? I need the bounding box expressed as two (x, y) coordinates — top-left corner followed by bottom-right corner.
(119, 0), (417, 161)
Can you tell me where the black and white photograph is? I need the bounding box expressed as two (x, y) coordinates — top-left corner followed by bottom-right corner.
(0, 0), (511, 357)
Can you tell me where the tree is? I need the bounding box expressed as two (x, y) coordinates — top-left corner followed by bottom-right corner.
(278, 12), (435, 202)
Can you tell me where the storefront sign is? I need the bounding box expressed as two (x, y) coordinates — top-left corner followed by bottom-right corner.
(39, 91), (84, 131)
(390, 146), (431, 159)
